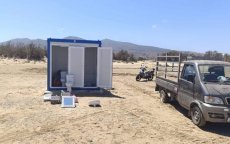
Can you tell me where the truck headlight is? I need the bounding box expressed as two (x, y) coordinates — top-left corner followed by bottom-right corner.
(204, 96), (224, 105)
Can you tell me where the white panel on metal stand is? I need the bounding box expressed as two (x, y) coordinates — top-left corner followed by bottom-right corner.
(97, 47), (113, 88)
(68, 46), (84, 87)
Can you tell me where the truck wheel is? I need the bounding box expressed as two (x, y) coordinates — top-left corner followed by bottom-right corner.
(190, 106), (206, 127)
(160, 90), (170, 103)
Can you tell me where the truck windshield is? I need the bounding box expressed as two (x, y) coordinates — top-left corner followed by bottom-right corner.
(199, 64), (230, 83)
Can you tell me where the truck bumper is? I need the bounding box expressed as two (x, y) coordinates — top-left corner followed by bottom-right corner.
(201, 103), (230, 123)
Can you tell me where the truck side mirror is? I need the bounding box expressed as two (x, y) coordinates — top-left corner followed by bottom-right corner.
(187, 75), (195, 83)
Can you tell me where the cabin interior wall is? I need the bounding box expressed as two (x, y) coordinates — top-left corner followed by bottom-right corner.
(84, 47), (98, 87)
(51, 46), (68, 87)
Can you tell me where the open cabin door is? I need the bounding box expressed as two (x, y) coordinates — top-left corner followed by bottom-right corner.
(97, 47), (113, 89)
(68, 46), (84, 87)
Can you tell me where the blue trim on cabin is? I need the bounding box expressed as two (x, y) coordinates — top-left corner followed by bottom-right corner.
(47, 38), (101, 46)
(47, 38), (102, 91)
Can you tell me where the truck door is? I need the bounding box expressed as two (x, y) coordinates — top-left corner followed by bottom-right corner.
(178, 64), (196, 109)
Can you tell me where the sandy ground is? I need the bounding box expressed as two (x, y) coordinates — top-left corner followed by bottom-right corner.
(0, 59), (230, 144)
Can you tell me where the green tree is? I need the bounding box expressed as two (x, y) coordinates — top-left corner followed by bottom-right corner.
(204, 51), (223, 61)
(0, 42), (46, 61)
(224, 54), (230, 62)
(113, 50), (136, 62)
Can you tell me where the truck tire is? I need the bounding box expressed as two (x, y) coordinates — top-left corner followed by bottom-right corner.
(160, 90), (170, 103)
(190, 106), (206, 127)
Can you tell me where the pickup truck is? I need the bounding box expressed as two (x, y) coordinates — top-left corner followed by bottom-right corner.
(155, 58), (230, 127)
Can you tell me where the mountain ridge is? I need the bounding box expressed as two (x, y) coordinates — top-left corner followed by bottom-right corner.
(0, 36), (172, 58)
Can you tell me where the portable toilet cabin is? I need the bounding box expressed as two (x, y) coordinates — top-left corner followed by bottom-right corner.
(47, 38), (113, 91)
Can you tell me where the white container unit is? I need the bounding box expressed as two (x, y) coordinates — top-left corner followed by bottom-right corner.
(47, 38), (112, 91)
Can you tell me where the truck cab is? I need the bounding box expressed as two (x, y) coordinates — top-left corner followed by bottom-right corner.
(155, 58), (230, 127)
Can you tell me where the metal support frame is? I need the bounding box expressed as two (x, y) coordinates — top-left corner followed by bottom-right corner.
(156, 53), (182, 82)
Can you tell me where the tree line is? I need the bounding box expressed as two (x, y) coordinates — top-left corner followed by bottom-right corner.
(113, 50), (230, 62)
(0, 42), (230, 63)
(159, 50), (230, 62)
(0, 43), (140, 62)
(113, 50), (146, 62)
(0, 42), (46, 61)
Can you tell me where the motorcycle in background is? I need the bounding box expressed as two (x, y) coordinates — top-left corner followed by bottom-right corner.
(136, 65), (155, 81)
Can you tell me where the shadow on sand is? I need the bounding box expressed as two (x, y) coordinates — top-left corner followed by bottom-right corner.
(51, 88), (125, 99)
(169, 101), (230, 137)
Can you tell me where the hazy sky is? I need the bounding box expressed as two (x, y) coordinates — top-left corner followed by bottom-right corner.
(0, 0), (230, 53)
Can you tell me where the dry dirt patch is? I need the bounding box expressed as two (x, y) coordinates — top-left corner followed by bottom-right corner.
(0, 59), (230, 144)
